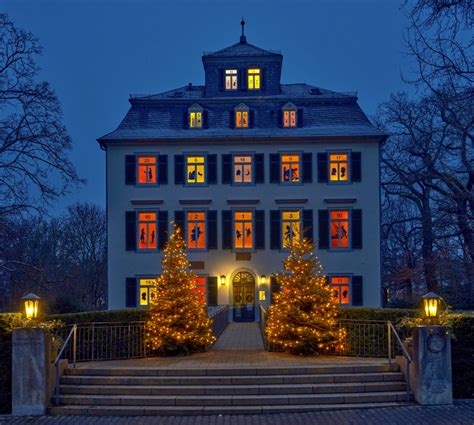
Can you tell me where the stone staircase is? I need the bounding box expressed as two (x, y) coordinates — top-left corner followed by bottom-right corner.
(49, 362), (412, 415)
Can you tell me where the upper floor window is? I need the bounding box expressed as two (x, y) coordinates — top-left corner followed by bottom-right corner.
(329, 153), (349, 182)
(282, 102), (297, 128)
(248, 68), (261, 90)
(234, 104), (250, 128)
(330, 210), (350, 249)
(137, 156), (157, 184)
(188, 104), (203, 129)
(187, 211), (206, 250)
(281, 153), (300, 183)
(233, 155), (253, 184)
(138, 212), (157, 250)
(225, 69), (238, 90)
(282, 210), (301, 249)
(139, 277), (157, 306)
(330, 276), (350, 305)
(234, 211), (253, 250)
(186, 155), (206, 184)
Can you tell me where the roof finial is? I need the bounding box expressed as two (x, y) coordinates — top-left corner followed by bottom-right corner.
(240, 17), (247, 43)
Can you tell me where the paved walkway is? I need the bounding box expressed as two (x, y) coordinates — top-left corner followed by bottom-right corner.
(2, 400), (473, 424)
(211, 323), (265, 351)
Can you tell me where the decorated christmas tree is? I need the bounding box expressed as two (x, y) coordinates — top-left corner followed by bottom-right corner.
(265, 237), (346, 355)
(145, 223), (215, 355)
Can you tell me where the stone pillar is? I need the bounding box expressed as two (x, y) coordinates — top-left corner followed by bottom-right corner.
(413, 325), (452, 405)
(12, 328), (50, 416)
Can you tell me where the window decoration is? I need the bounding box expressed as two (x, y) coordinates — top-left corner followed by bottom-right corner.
(188, 104), (203, 129)
(329, 153), (349, 182)
(137, 156), (157, 184)
(194, 276), (207, 303)
(282, 211), (301, 249)
(139, 278), (157, 306)
(187, 211), (206, 249)
(282, 102), (297, 128)
(330, 210), (350, 249)
(234, 104), (250, 128)
(248, 68), (261, 90)
(281, 154), (300, 183)
(330, 276), (350, 305)
(186, 155), (206, 184)
(225, 69), (238, 90)
(234, 211), (253, 249)
(138, 212), (157, 250)
(233, 155), (253, 184)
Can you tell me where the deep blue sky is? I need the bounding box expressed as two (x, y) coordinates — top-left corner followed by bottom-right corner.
(3, 0), (412, 212)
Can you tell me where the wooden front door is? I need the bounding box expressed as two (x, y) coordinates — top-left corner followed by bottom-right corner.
(232, 271), (255, 322)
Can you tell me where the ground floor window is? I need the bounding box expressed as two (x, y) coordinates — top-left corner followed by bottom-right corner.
(329, 276), (351, 305)
(194, 276), (207, 303)
(139, 277), (157, 306)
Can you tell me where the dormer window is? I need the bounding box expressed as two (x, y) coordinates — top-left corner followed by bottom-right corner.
(282, 102), (297, 128)
(225, 69), (238, 90)
(248, 68), (261, 90)
(235, 104), (249, 128)
(188, 104), (203, 129)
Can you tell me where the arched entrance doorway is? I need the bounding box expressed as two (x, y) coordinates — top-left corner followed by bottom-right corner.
(232, 271), (256, 322)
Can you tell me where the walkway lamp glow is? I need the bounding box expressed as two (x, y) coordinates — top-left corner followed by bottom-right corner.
(22, 293), (41, 319)
(421, 292), (442, 318)
(220, 275), (226, 286)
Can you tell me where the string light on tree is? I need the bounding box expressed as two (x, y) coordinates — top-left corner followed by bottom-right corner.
(265, 237), (346, 355)
(145, 223), (215, 355)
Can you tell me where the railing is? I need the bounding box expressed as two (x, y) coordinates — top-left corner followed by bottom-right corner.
(210, 305), (230, 338)
(388, 320), (412, 402)
(259, 305), (268, 349)
(54, 324), (77, 405)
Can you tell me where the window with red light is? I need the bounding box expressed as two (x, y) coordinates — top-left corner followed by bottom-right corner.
(330, 210), (350, 249)
(137, 156), (157, 184)
(138, 212), (157, 250)
(330, 276), (350, 305)
(194, 277), (207, 303)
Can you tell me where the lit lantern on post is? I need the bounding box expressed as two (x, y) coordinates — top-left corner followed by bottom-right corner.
(220, 275), (226, 286)
(421, 292), (443, 319)
(22, 293), (41, 319)
(261, 275), (267, 285)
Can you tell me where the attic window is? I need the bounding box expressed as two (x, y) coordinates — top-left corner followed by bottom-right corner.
(248, 68), (261, 90)
(234, 104), (249, 128)
(310, 88), (322, 95)
(188, 104), (203, 129)
(282, 102), (297, 128)
(225, 69), (238, 90)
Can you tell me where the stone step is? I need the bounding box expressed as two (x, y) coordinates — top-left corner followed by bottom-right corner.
(59, 381), (406, 396)
(49, 401), (412, 416)
(57, 391), (409, 407)
(64, 363), (400, 377)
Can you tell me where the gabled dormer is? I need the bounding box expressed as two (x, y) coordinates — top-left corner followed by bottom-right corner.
(202, 20), (283, 98)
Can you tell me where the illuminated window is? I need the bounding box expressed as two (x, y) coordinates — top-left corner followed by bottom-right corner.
(282, 103), (297, 128)
(137, 156), (157, 184)
(139, 278), (157, 306)
(330, 276), (351, 305)
(281, 154), (300, 183)
(138, 212), (157, 250)
(330, 210), (350, 249)
(194, 276), (207, 303)
(189, 111), (202, 128)
(233, 155), (253, 184)
(282, 211), (301, 249)
(329, 153), (349, 182)
(248, 68), (261, 90)
(187, 211), (206, 250)
(186, 155), (206, 184)
(234, 211), (253, 249)
(225, 69), (238, 90)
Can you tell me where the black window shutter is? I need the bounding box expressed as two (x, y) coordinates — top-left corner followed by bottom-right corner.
(302, 153), (312, 183)
(207, 276), (218, 306)
(270, 154), (280, 183)
(277, 110), (283, 128)
(303, 209), (313, 244)
(158, 211), (168, 250)
(125, 278), (137, 308)
(183, 111), (189, 129)
(158, 155), (168, 184)
(260, 68), (265, 90)
(249, 109), (255, 128)
(352, 276), (363, 306)
(317, 153), (328, 183)
(208, 154), (217, 184)
(222, 210), (232, 249)
(222, 154), (232, 184)
(240, 69), (247, 91)
(207, 210), (217, 249)
(318, 210), (329, 249)
(203, 110), (209, 129)
(270, 210), (281, 250)
(218, 69), (224, 91)
(270, 276), (280, 304)
(174, 155), (184, 184)
(255, 153), (264, 183)
(255, 210), (265, 249)
(351, 152), (361, 182)
(125, 211), (136, 251)
(297, 108), (304, 127)
(125, 155), (136, 185)
(174, 210), (184, 232)
(229, 110), (235, 128)
(352, 209), (362, 249)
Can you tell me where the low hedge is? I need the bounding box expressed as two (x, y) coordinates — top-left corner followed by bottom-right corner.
(48, 309), (149, 324)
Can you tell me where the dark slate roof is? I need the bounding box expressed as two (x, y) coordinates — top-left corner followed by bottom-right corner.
(98, 84), (384, 142)
(202, 41), (281, 58)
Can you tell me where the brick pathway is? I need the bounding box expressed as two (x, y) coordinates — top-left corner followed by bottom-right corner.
(1, 400), (473, 424)
(211, 323), (265, 351)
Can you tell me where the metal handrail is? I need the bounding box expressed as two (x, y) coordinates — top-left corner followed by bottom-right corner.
(387, 321), (412, 402)
(54, 324), (77, 405)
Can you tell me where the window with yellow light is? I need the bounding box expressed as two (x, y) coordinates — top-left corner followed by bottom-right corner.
(234, 211), (253, 249)
(329, 153), (349, 182)
(139, 278), (157, 306)
(282, 211), (301, 249)
(138, 212), (157, 250)
(330, 210), (350, 249)
(187, 211), (206, 249)
(329, 276), (351, 305)
(248, 68), (261, 90)
(137, 156), (157, 184)
(189, 111), (202, 128)
(186, 155), (206, 184)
